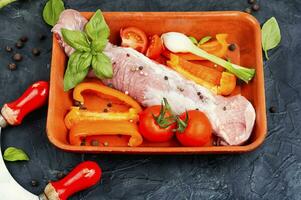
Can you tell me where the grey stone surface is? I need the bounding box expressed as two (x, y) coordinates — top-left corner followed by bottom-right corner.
(0, 0), (301, 199)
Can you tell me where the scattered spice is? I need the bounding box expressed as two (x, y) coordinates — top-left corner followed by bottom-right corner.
(5, 46), (13, 52)
(197, 92), (201, 96)
(20, 36), (28, 43)
(56, 172), (65, 179)
(32, 48), (41, 56)
(91, 140), (99, 146)
(138, 66), (143, 70)
(196, 108), (199, 111)
(164, 76), (168, 80)
(30, 180), (39, 187)
(103, 108), (108, 113)
(8, 63), (17, 71)
(252, 4), (260, 11)
(177, 86), (184, 92)
(223, 106), (227, 111)
(228, 44), (236, 51)
(244, 7), (252, 14)
(103, 141), (109, 146)
(12, 53), (23, 62)
(39, 34), (47, 41)
(269, 106), (276, 113)
(199, 95), (204, 100)
(126, 53), (130, 57)
(107, 102), (112, 107)
(15, 40), (24, 49)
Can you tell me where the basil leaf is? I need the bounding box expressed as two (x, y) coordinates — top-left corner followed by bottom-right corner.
(92, 53), (113, 79)
(189, 36), (198, 45)
(61, 28), (91, 52)
(261, 17), (281, 60)
(64, 51), (91, 91)
(199, 36), (212, 45)
(85, 10), (110, 52)
(3, 147), (29, 162)
(42, 0), (65, 26)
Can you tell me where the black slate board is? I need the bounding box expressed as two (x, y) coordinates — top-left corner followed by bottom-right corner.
(1, 0), (301, 199)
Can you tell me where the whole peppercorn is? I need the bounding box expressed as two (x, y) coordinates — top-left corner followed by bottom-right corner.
(252, 4), (260, 11)
(8, 63), (17, 70)
(32, 48), (41, 56)
(5, 46), (13, 52)
(20, 36), (28, 43)
(15, 40), (24, 49)
(248, 0), (256, 4)
(228, 44), (236, 51)
(269, 106), (276, 113)
(31, 180), (39, 187)
(12, 53), (23, 62)
(244, 7), (252, 14)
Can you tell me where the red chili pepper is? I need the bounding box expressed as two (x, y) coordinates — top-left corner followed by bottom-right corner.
(1, 81), (49, 125)
(45, 161), (102, 200)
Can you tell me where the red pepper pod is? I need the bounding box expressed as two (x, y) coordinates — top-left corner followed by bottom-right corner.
(1, 81), (49, 126)
(44, 161), (102, 200)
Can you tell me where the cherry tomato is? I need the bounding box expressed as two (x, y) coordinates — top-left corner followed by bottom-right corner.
(120, 27), (148, 53)
(176, 110), (212, 147)
(146, 35), (164, 59)
(139, 105), (176, 142)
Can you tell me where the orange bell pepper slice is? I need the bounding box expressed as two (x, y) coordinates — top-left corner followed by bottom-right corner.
(162, 34), (229, 61)
(65, 107), (139, 129)
(73, 81), (142, 112)
(69, 120), (143, 147)
(167, 54), (236, 95)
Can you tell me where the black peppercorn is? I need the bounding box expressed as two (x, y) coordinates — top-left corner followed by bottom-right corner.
(197, 92), (201, 96)
(248, 0), (256, 4)
(8, 63), (17, 70)
(252, 4), (260, 11)
(32, 48), (41, 56)
(20, 36), (28, 43)
(223, 106), (227, 111)
(31, 180), (39, 187)
(164, 76), (168, 80)
(244, 7), (252, 14)
(15, 40), (24, 49)
(228, 44), (236, 51)
(269, 106), (276, 113)
(5, 46), (13, 52)
(13, 53), (23, 62)
(103, 108), (108, 113)
(138, 66), (143, 70)
(91, 140), (99, 146)
(39, 34), (47, 41)
(107, 102), (112, 107)
(126, 53), (130, 57)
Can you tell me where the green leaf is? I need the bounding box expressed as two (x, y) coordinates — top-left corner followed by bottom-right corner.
(61, 28), (91, 52)
(42, 0), (65, 26)
(92, 53), (113, 79)
(199, 36), (212, 45)
(0, 0), (17, 9)
(261, 17), (281, 60)
(64, 51), (92, 91)
(189, 36), (198, 45)
(3, 147), (29, 162)
(85, 10), (110, 41)
(85, 9), (110, 52)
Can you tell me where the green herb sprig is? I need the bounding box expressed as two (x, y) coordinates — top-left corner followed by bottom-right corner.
(3, 147), (29, 162)
(62, 10), (112, 91)
(261, 17), (281, 60)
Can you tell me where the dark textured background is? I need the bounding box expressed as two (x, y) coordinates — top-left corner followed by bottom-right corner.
(0, 0), (301, 199)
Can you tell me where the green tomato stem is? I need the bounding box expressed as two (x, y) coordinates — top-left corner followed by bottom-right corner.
(190, 45), (255, 83)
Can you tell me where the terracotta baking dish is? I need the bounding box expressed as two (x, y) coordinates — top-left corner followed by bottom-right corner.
(46, 11), (266, 154)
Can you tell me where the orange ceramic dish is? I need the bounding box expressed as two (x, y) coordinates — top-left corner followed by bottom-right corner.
(46, 11), (266, 154)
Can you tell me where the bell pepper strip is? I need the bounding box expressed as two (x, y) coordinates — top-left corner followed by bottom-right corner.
(162, 34), (229, 61)
(65, 107), (139, 129)
(69, 120), (143, 147)
(73, 81), (142, 113)
(217, 72), (237, 96)
(167, 54), (236, 95)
